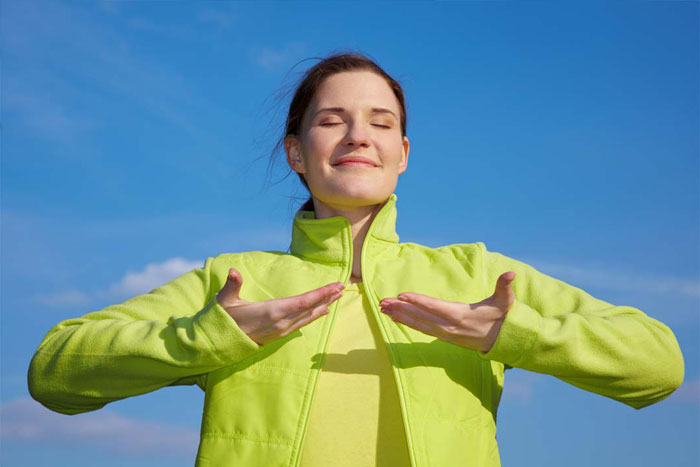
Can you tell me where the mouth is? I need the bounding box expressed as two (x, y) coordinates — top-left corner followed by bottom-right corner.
(333, 161), (377, 168)
(331, 157), (378, 167)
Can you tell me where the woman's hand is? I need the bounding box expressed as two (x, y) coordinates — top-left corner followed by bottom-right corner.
(379, 271), (516, 353)
(217, 268), (344, 346)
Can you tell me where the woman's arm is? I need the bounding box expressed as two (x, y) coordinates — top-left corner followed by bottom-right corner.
(476, 242), (684, 409)
(27, 256), (261, 415)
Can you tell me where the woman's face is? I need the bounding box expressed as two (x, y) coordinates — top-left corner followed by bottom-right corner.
(285, 70), (410, 211)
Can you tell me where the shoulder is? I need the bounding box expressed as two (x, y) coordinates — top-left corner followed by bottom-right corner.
(208, 249), (299, 271)
(396, 240), (487, 270)
(398, 239), (485, 257)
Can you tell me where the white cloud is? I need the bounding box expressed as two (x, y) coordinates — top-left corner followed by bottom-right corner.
(103, 257), (203, 297)
(35, 257), (202, 306)
(527, 260), (700, 299)
(5, 208), (291, 306)
(1, 398), (198, 458)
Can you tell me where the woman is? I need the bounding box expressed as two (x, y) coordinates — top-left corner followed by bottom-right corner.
(28, 52), (684, 467)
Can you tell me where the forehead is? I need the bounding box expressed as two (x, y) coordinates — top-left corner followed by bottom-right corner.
(311, 71), (399, 111)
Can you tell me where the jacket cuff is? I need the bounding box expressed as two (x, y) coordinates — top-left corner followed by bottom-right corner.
(193, 295), (262, 364)
(477, 299), (541, 367)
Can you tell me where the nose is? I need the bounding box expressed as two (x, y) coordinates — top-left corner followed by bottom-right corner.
(342, 121), (371, 149)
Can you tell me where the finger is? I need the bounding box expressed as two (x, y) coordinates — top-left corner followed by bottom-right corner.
(386, 309), (442, 338)
(284, 290), (343, 328)
(218, 268), (244, 305)
(494, 271), (516, 307)
(274, 282), (345, 316)
(380, 300), (450, 327)
(386, 292), (460, 321)
(495, 271), (516, 291)
(280, 294), (339, 336)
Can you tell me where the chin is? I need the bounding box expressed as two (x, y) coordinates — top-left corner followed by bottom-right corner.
(309, 177), (398, 208)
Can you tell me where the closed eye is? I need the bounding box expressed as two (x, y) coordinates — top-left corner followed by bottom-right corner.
(320, 122), (391, 129)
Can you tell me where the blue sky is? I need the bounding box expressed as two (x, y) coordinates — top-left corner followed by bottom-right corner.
(2, 1), (698, 466)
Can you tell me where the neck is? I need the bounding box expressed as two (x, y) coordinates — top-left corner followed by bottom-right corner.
(312, 198), (387, 281)
(289, 193), (400, 272)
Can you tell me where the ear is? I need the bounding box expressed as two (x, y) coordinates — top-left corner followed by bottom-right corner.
(284, 135), (306, 175)
(397, 135), (410, 175)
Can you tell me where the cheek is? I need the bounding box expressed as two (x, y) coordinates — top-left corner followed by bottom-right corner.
(381, 141), (406, 168)
(305, 129), (338, 151)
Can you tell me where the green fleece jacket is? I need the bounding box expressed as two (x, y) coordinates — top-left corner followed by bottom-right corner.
(27, 193), (684, 466)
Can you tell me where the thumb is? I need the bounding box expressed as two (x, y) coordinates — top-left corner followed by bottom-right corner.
(492, 271), (515, 310)
(218, 267), (244, 305)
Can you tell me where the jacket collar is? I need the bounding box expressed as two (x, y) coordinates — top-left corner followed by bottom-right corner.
(290, 193), (400, 264)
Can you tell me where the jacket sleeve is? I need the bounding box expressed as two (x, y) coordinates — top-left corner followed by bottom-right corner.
(27, 256), (261, 415)
(475, 242), (684, 409)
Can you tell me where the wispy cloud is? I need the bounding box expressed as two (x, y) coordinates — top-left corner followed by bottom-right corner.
(1, 398), (198, 458)
(4, 207), (291, 290)
(530, 260), (700, 299)
(3, 1), (229, 145)
(252, 43), (308, 71)
(197, 6), (237, 29)
(668, 378), (700, 404)
(125, 16), (191, 39)
(417, 236), (700, 302)
(501, 368), (539, 406)
(3, 83), (98, 147)
(97, 0), (119, 15)
(35, 257), (202, 306)
(35, 290), (91, 306)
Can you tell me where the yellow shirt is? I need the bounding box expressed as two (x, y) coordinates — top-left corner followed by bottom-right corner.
(299, 281), (411, 467)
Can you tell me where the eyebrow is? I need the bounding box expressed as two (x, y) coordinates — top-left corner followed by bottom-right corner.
(314, 107), (398, 120)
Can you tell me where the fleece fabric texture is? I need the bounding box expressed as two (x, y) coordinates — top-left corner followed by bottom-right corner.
(27, 193), (685, 467)
(298, 280), (411, 466)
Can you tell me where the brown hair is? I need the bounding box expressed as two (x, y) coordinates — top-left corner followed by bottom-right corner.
(268, 50), (408, 213)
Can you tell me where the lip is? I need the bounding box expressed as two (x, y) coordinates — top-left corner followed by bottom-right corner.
(331, 156), (378, 167)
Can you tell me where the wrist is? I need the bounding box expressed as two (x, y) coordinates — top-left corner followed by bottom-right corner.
(481, 311), (507, 353)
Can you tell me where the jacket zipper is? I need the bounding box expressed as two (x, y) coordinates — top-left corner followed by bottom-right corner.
(290, 220), (354, 467)
(360, 244), (418, 467)
(291, 212), (418, 467)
